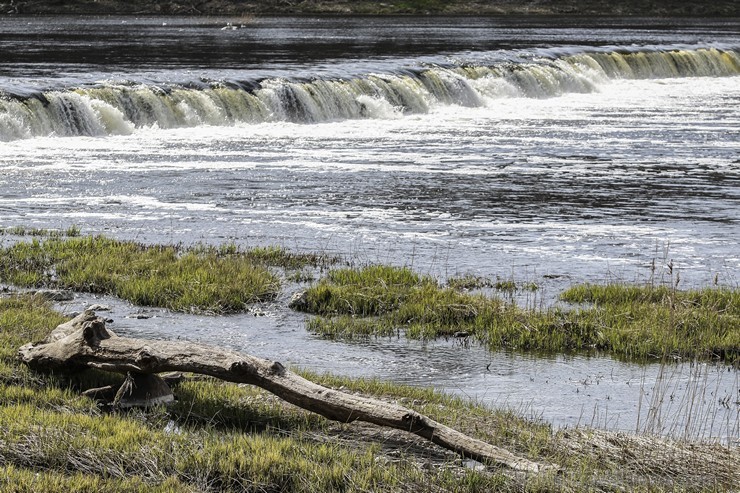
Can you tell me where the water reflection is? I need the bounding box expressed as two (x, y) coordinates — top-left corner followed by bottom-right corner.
(2, 16), (739, 82)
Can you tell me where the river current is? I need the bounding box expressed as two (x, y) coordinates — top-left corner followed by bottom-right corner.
(0, 16), (738, 441)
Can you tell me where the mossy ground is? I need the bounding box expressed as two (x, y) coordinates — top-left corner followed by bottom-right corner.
(1, 295), (737, 492)
(0, 236), (336, 314)
(299, 266), (739, 363)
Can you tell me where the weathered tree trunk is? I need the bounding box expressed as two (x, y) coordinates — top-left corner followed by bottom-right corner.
(19, 311), (555, 473)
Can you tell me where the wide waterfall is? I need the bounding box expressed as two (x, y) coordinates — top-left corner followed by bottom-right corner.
(1, 46), (738, 141)
(3, 16), (739, 444)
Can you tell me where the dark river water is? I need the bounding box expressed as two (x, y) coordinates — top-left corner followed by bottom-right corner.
(0, 15), (738, 441)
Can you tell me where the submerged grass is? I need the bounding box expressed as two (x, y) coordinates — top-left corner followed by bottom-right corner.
(447, 274), (539, 292)
(0, 224), (81, 238)
(1, 295), (736, 492)
(0, 236), (336, 314)
(299, 266), (739, 363)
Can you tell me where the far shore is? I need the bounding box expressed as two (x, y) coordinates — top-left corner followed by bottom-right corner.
(1, 0), (739, 17)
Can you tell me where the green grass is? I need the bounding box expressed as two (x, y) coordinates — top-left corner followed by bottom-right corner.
(390, 0), (448, 12)
(558, 283), (739, 361)
(0, 296), (523, 491)
(0, 294), (68, 382)
(447, 275), (539, 293)
(0, 295), (736, 491)
(0, 224), (81, 237)
(447, 274), (494, 290)
(298, 266), (739, 363)
(1, 235), (735, 360)
(242, 245), (339, 271)
(0, 465), (191, 493)
(560, 282), (737, 309)
(0, 236), (335, 314)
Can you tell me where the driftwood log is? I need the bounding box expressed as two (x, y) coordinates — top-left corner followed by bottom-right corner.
(19, 310), (554, 473)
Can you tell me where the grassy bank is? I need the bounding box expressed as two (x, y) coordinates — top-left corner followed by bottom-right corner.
(0, 236), (335, 314)
(1, 295), (737, 491)
(1, 236), (737, 362)
(297, 265), (739, 363)
(2, 0), (739, 16)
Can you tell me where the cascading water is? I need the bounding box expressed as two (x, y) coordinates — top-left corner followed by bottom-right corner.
(1, 46), (738, 140)
(1, 16), (738, 440)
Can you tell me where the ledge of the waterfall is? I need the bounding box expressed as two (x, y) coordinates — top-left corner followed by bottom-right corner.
(3, 0), (738, 17)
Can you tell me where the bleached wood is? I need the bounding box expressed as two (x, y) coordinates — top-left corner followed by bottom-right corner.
(19, 317), (554, 473)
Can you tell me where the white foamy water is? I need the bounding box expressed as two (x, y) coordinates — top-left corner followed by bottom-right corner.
(1, 16), (738, 440)
(3, 76), (737, 284)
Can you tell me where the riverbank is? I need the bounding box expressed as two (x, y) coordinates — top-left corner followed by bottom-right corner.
(1, 295), (737, 491)
(2, 0), (739, 16)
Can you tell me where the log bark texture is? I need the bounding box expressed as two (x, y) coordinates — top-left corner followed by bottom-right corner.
(19, 311), (554, 473)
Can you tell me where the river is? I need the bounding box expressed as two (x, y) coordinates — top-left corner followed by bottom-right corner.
(0, 15), (738, 441)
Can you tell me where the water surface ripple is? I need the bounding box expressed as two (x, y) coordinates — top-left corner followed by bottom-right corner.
(1, 16), (738, 440)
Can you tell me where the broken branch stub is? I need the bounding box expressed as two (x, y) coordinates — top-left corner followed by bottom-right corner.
(18, 316), (556, 473)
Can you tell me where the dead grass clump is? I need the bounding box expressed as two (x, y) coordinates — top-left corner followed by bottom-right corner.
(553, 428), (739, 491)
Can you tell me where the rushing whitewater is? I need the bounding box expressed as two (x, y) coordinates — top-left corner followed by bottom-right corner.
(1, 16), (738, 440)
(1, 46), (739, 140)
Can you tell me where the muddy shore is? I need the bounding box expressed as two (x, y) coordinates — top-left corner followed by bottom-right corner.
(2, 0), (739, 16)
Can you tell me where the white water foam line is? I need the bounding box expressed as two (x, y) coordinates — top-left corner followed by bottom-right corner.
(1, 46), (738, 141)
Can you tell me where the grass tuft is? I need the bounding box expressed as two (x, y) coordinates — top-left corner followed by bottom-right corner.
(0, 224), (81, 238)
(0, 237), (340, 314)
(299, 266), (739, 362)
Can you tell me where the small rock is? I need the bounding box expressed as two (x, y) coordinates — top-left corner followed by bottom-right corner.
(87, 303), (111, 312)
(164, 420), (181, 435)
(462, 459), (486, 471)
(128, 313), (152, 320)
(452, 331), (470, 338)
(288, 291), (308, 311)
